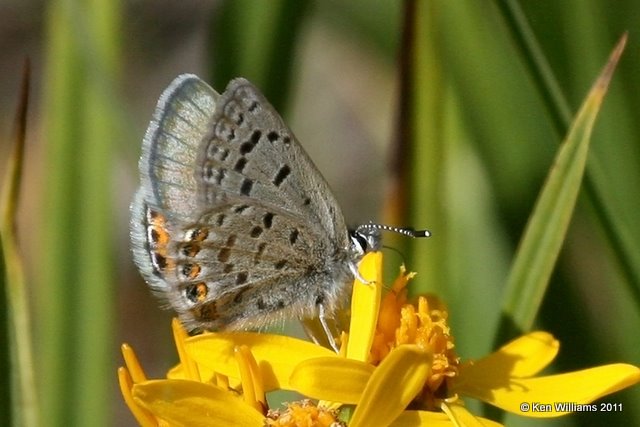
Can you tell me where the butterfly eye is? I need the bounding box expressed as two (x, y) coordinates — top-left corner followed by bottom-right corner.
(349, 232), (372, 256)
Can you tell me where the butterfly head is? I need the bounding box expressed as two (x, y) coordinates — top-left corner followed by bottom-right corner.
(349, 222), (431, 257)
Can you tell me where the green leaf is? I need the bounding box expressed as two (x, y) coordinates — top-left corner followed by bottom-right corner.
(494, 0), (640, 309)
(497, 35), (627, 340)
(40, 1), (121, 425)
(1, 60), (39, 427)
(209, 0), (311, 115)
(0, 230), (8, 425)
(395, 0), (447, 295)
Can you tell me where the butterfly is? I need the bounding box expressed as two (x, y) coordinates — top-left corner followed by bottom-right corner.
(130, 74), (428, 347)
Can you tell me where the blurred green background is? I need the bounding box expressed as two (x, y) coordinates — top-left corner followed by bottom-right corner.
(0, 0), (638, 426)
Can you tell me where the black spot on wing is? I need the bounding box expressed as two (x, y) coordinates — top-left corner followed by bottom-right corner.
(218, 247), (230, 262)
(273, 165), (291, 187)
(263, 212), (274, 229)
(289, 229), (299, 245)
(267, 131), (279, 142)
(236, 272), (248, 285)
(240, 178), (254, 196)
(234, 157), (247, 172)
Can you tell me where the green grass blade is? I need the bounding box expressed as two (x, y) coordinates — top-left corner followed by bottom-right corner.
(497, 35), (626, 341)
(396, 0), (446, 294)
(0, 60), (39, 427)
(494, 0), (640, 301)
(40, 0), (121, 425)
(209, 0), (311, 114)
(493, 0), (572, 130)
(75, 1), (121, 424)
(0, 229), (8, 425)
(40, 3), (83, 421)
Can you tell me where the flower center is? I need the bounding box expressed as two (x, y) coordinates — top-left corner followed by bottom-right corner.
(369, 267), (460, 411)
(266, 399), (345, 427)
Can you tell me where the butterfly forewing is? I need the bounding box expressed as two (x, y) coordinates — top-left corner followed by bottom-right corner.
(140, 75), (220, 221)
(195, 78), (348, 242)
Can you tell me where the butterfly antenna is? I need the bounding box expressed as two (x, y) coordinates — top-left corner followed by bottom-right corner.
(356, 223), (431, 238)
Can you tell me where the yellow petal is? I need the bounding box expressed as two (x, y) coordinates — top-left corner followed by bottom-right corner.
(454, 332), (558, 390)
(166, 363), (186, 380)
(186, 332), (335, 391)
(167, 362), (240, 390)
(234, 345), (266, 412)
(117, 367), (157, 427)
(133, 379), (264, 426)
(390, 410), (453, 426)
(121, 343), (148, 383)
(441, 402), (504, 427)
(456, 363), (640, 418)
(350, 346), (432, 427)
(347, 251), (383, 361)
(389, 409), (504, 427)
(290, 357), (374, 403)
(172, 318), (201, 381)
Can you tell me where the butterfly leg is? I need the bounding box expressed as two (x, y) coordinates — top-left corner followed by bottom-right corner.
(318, 303), (340, 353)
(349, 262), (374, 285)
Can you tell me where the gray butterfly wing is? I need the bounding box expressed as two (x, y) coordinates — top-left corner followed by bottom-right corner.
(196, 78), (348, 240)
(138, 75), (218, 220)
(131, 75), (354, 331)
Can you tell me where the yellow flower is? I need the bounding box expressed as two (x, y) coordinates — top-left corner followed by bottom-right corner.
(451, 333), (640, 418)
(293, 253), (640, 425)
(119, 253), (640, 426)
(118, 319), (265, 426)
(119, 318), (345, 426)
(174, 253), (500, 426)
